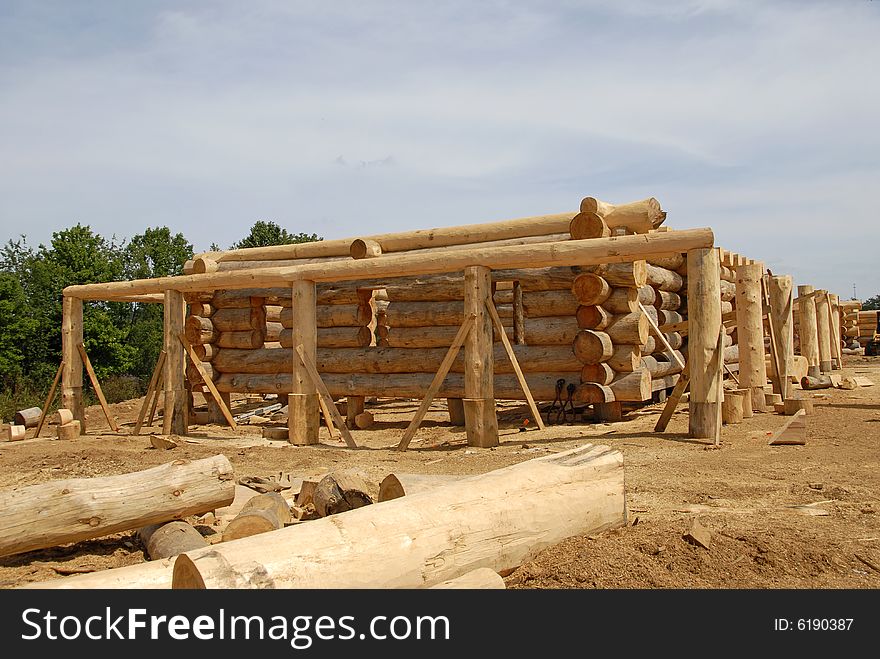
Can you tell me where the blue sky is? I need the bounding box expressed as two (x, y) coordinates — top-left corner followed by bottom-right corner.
(1, 1), (878, 298)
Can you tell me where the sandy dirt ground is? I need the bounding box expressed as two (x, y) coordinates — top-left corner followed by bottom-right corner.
(1, 356), (878, 589)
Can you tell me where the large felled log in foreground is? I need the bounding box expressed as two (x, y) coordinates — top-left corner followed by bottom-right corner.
(0, 455), (235, 559)
(22, 557), (177, 589)
(172, 444), (626, 589)
(215, 372), (599, 402)
(213, 345), (584, 375)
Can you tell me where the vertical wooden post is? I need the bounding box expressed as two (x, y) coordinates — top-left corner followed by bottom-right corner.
(346, 396), (365, 429)
(829, 293), (842, 370)
(163, 290), (188, 435)
(289, 280), (319, 445)
(463, 266), (498, 448)
(735, 263), (769, 411)
(687, 248), (721, 440)
(512, 281), (525, 345)
(815, 291), (832, 373)
(447, 398), (465, 425)
(768, 275), (794, 400)
(797, 285), (820, 378)
(61, 296), (85, 431)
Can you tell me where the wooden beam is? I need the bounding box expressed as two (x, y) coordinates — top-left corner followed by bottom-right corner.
(768, 409), (807, 445)
(655, 363), (690, 432)
(316, 394), (340, 439)
(63, 229), (716, 298)
(33, 361), (64, 439)
(133, 351), (166, 435)
(463, 265), (498, 448)
(76, 343), (119, 432)
(289, 280), (319, 445)
(147, 369), (163, 428)
(397, 314), (476, 451)
(735, 263), (769, 412)
(61, 297), (84, 430)
(687, 247), (722, 439)
(163, 289), (188, 435)
(485, 300), (545, 430)
(295, 345), (357, 448)
(178, 334), (237, 430)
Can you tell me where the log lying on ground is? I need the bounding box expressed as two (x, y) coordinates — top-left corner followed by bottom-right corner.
(313, 471), (375, 517)
(172, 444), (626, 589)
(801, 375), (833, 390)
(14, 407), (41, 428)
(138, 521), (208, 560)
(0, 455), (235, 559)
(5, 425), (26, 442)
(222, 492), (291, 542)
(56, 420), (81, 440)
(22, 557), (177, 589)
(213, 345), (584, 375)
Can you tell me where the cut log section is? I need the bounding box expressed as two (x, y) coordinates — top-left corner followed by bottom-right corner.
(580, 197), (665, 233)
(138, 521), (208, 560)
(377, 473), (465, 502)
(171, 444), (626, 589)
(313, 471), (375, 517)
(13, 407), (41, 428)
(222, 492), (291, 542)
(571, 274), (611, 305)
(0, 454), (235, 559)
(5, 425), (26, 442)
(56, 420), (81, 441)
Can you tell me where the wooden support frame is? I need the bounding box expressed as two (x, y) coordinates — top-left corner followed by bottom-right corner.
(34, 361), (65, 438)
(177, 333), (237, 430)
(75, 343), (120, 432)
(316, 395), (341, 439)
(397, 314), (476, 451)
(485, 299), (545, 430)
(147, 370), (163, 428)
(655, 363), (690, 432)
(295, 345), (357, 448)
(133, 351), (166, 435)
(639, 302), (686, 370)
(760, 277), (784, 399)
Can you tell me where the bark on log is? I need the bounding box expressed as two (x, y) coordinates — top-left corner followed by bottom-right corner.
(313, 471), (375, 517)
(13, 407), (41, 428)
(171, 444), (625, 589)
(573, 330), (613, 363)
(0, 455), (235, 559)
(571, 274), (611, 306)
(138, 521), (208, 560)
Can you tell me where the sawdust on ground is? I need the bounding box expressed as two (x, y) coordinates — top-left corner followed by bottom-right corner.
(1, 357), (878, 589)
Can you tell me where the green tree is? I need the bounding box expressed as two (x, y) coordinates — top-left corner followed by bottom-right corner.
(0, 272), (36, 387)
(230, 221), (321, 249)
(863, 295), (880, 311)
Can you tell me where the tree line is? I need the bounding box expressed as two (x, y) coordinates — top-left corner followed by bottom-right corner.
(0, 221), (319, 418)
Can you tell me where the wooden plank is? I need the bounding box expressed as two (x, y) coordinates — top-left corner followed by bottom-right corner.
(654, 362), (690, 432)
(295, 345), (357, 448)
(178, 334), (237, 430)
(714, 329), (724, 446)
(316, 394), (340, 439)
(33, 361), (64, 438)
(768, 409), (806, 445)
(75, 343), (120, 432)
(639, 302), (686, 369)
(485, 300), (546, 431)
(147, 370), (163, 427)
(761, 277), (784, 398)
(133, 351), (166, 436)
(397, 314), (475, 451)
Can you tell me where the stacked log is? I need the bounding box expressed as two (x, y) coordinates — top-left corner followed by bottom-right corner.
(839, 302), (860, 345)
(857, 310), (877, 347)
